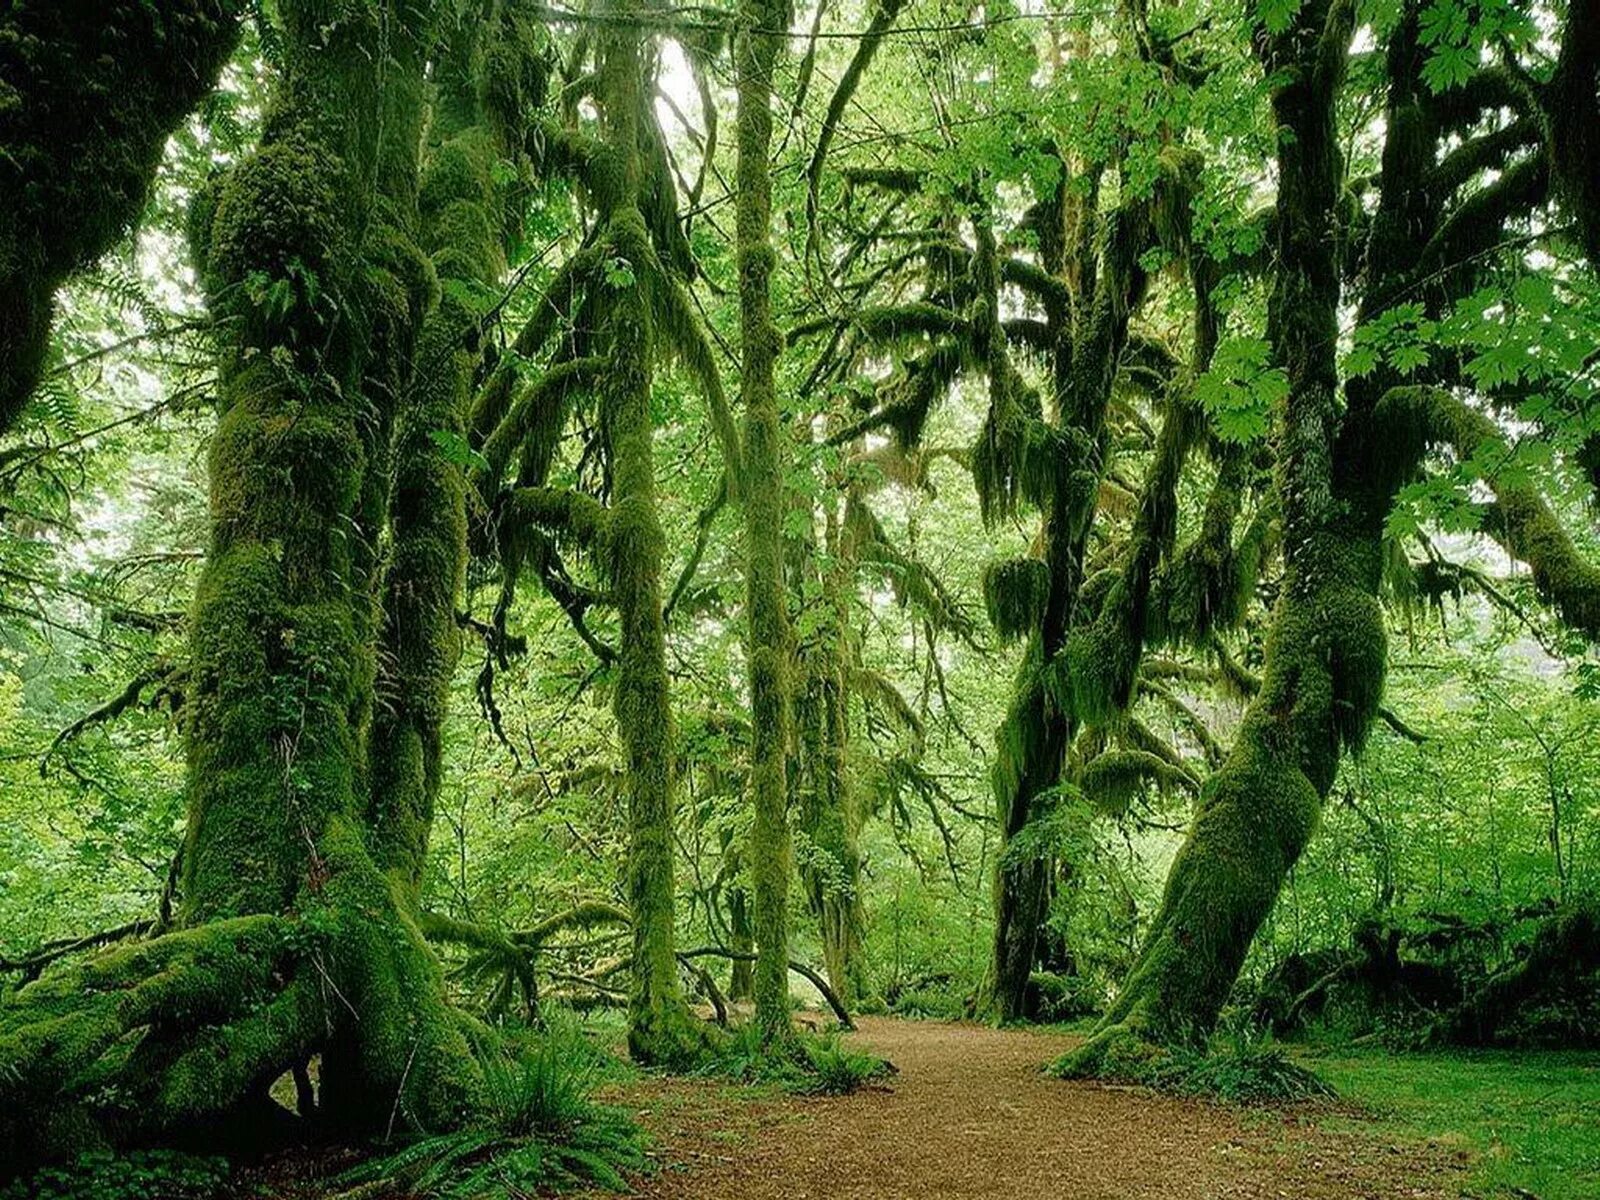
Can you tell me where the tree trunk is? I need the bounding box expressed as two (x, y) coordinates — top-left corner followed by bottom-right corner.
(368, 2), (542, 899)
(2, 3), (499, 1168)
(1063, 0), (1366, 1067)
(795, 494), (869, 1004)
(735, 0), (796, 1045)
(592, 10), (705, 1068)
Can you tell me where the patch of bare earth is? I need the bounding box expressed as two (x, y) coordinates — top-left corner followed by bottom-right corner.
(593, 1016), (1468, 1200)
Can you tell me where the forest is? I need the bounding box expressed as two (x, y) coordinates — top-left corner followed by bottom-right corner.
(0, 0), (1597, 1197)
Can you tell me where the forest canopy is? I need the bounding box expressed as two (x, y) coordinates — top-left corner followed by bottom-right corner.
(0, 0), (1597, 1194)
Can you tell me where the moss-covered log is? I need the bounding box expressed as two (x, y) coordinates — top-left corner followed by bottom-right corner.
(0, 1), (243, 438)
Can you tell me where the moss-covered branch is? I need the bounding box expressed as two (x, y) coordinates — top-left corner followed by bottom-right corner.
(1376, 386), (1600, 640)
(0, 1), (242, 437)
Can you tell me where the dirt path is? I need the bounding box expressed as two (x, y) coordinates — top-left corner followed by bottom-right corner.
(601, 1017), (1467, 1200)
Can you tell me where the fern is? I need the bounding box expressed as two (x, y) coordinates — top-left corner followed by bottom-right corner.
(336, 1013), (646, 1198)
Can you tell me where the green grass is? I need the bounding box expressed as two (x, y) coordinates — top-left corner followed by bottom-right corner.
(1301, 1045), (1600, 1200)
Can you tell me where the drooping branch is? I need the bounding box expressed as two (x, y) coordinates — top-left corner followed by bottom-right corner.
(803, 0), (912, 257)
(1377, 386), (1600, 640)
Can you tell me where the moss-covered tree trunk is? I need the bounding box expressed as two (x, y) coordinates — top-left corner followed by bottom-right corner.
(182, 0), (491, 1130)
(1064, 0), (1365, 1066)
(591, 13), (704, 1068)
(1, 5), (504, 1170)
(986, 182), (1149, 1020)
(794, 489), (869, 1004)
(735, 0), (796, 1043)
(0, 1), (242, 440)
(368, 2), (543, 899)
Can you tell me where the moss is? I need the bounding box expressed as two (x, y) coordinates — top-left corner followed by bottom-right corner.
(0, 0), (243, 431)
(982, 557), (1051, 642)
(370, 2), (546, 896)
(205, 134), (345, 301)
(0, 916), (304, 1171)
(1056, 588), (1143, 726)
(1080, 749), (1184, 816)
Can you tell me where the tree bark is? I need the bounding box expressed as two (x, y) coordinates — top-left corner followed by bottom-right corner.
(735, 0), (796, 1045)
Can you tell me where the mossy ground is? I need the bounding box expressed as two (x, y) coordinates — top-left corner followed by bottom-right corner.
(1299, 1043), (1600, 1200)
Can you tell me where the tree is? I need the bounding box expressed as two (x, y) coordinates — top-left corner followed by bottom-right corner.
(735, 0), (797, 1043)
(3, 0), (502, 1164)
(0, 2), (242, 441)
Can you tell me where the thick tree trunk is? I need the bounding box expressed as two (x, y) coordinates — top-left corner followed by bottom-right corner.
(735, 0), (796, 1045)
(0, 1), (242, 439)
(2, 3), (498, 1170)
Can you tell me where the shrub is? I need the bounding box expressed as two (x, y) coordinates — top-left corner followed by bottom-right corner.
(336, 1011), (647, 1197)
(3, 1150), (230, 1200)
(700, 1024), (892, 1095)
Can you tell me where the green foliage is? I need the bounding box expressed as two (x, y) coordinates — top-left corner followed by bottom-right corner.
(1144, 1035), (1336, 1104)
(1066, 1021), (1336, 1105)
(1193, 337), (1285, 444)
(336, 1013), (646, 1197)
(1, 1150), (229, 1200)
(701, 1023), (891, 1096)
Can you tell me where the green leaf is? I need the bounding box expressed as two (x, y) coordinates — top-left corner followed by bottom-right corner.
(429, 429), (490, 473)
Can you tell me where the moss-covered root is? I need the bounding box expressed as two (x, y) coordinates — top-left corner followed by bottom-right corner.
(0, 917), (299, 1168)
(0, 1), (242, 434)
(0, 840), (489, 1174)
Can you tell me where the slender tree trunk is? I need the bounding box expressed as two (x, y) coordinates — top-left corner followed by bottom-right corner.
(592, 9), (704, 1067)
(735, 0), (795, 1044)
(794, 492), (869, 1004)
(369, 2), (542, 899)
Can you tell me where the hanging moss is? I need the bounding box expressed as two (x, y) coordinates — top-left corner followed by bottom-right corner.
(983, 557), (1051, 642)
(1080, 749), (1186, 817)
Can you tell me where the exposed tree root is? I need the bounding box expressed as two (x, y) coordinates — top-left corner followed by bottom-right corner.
(0, 836), (496, 1179)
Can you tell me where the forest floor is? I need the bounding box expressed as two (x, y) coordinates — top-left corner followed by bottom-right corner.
(588, 1017), (1475, 1200)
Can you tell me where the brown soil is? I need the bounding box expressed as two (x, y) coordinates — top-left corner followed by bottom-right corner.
(596, 1017), (1468, 1200)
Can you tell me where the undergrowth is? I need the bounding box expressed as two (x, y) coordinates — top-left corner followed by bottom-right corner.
(1140, 1037), (1337, 1104)
(1060, 1024), (1337, 1105)
(1, 1150), (230, 1200)
(700, 1023), (894, 1095)
(334, 1010), (647, 1197)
